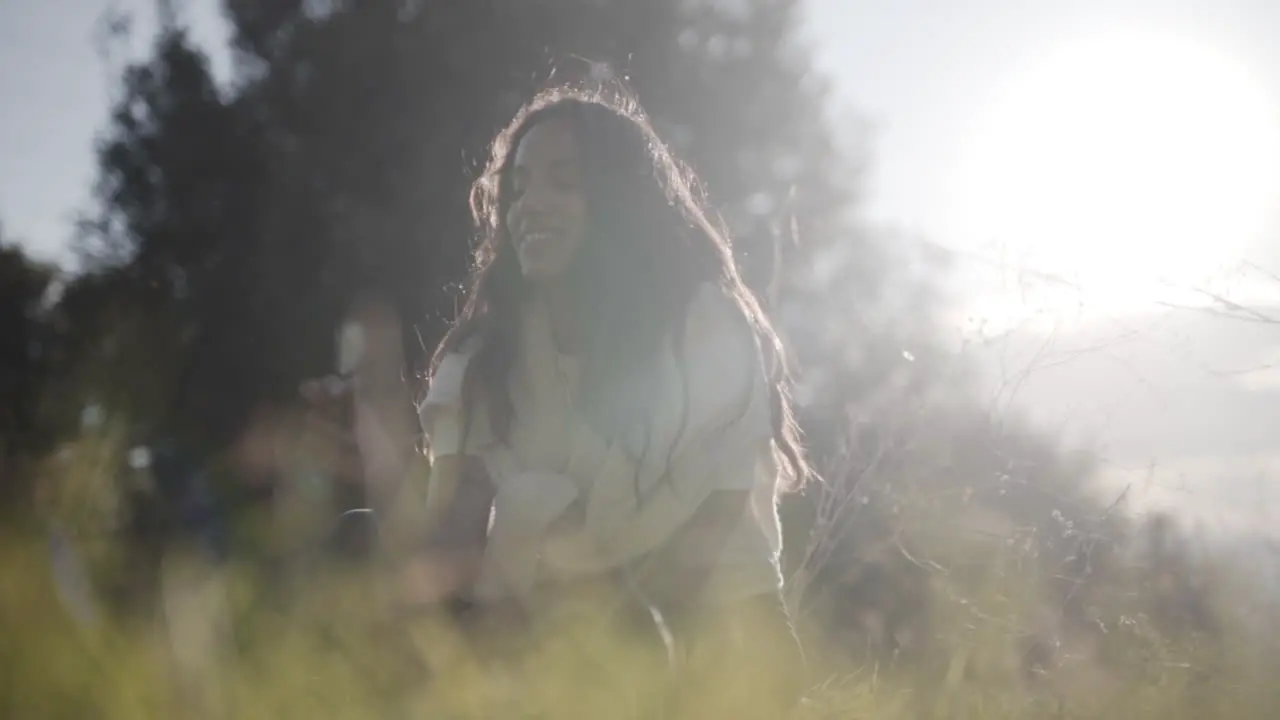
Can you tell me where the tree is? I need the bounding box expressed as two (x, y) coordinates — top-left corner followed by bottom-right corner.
(77, 24), (267, 452)
(0, 228), (57, 506)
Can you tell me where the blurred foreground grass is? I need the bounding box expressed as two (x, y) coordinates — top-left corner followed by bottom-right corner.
(6, 425), (1280, 718)
(4, 522), (1279, 720)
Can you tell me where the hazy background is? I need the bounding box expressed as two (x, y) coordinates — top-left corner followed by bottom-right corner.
(4, 0), (1279, 536)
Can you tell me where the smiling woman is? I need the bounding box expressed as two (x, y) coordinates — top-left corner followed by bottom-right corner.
(945, 25), (1280, 317)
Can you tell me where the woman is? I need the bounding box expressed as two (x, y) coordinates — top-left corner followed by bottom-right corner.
(318, 82), (810, 717)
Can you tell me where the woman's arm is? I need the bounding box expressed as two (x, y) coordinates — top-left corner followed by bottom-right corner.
(397, 453), (496, 607)
(395, 344), (497, 603)
(423, 454), (495, 561)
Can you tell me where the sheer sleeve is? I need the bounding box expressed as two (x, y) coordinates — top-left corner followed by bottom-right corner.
(418, 345), (493, 459)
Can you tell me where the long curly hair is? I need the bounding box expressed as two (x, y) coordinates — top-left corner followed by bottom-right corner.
(431, 81), (810, 490)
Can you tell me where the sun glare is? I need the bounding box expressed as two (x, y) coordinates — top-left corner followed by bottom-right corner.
(946, 26), (1280, 320)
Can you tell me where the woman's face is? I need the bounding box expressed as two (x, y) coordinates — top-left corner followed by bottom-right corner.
(505, 116), (589, 283)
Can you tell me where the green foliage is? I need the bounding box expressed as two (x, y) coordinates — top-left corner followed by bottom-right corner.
(0, 236), (58, 506)
(2, 511), (1278, 718)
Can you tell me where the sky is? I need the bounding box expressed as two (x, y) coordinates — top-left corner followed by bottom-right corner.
(0, 0), (230, 262)
(805, 0), (1280, 323)
(804, 0), (1280, 234)
(3, 0), (1280, 535)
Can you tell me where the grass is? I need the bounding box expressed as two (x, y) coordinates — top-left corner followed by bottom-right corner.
(7, 423), (1279, 719)
(4, 522), (1278, 720)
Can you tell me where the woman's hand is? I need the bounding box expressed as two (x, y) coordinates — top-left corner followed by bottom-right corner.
(343, 299), (419, 513)
(296, 374), (365, 493)
(297, 371), (419, 515)
(297, 295), (418, 516)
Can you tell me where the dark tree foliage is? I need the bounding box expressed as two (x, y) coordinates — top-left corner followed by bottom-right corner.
(85, 28), (266, 451)
(0, 233), (56, 506)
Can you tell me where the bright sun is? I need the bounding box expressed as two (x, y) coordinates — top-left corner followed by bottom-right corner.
(946, 26), (1280, 318)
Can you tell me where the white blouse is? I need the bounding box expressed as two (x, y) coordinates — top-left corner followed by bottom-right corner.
(419, 282), (785, 605)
